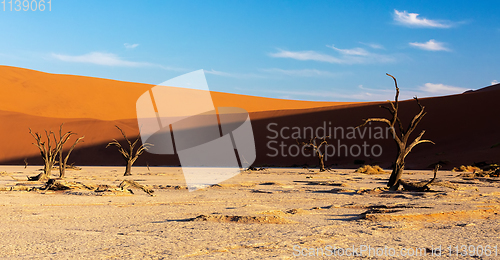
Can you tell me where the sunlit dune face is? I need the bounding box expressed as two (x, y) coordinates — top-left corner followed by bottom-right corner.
(0, 66), (356, 121)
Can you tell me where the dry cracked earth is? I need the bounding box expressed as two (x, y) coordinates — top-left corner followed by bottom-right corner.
(0, 166), (499, 259)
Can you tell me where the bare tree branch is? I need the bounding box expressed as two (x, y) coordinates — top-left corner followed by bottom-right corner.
(107, 125), (152, 176)
(357, 74), (435, 189)
(296, 136), (329, 172)
(28, 125), (84, 180)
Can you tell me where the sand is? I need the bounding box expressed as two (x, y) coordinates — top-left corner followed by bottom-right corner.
(0, 66), (499, 258)
(0, 66), (499, 170)
(0, 166), (499, 259)
(0, 66), (349, 120)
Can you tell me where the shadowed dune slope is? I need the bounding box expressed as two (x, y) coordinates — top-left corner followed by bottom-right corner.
(0, 66), (498, 169)
(249, 88), (500, 169)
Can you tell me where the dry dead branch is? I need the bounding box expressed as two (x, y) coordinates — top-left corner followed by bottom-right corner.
(119, 180), (154, 196)
(357, 74), (435, 190)
(296, 136), (329, 172)
(399, 164), (440, 191)
(28, 125), (84, 181)
(28, 129), (59, 181)
(107, 125), (151, 176)
(56, 124), (84, 178)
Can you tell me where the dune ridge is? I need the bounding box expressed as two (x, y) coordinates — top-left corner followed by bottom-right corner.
(0, 66), (499, 170)
(0, 66), (350, 120)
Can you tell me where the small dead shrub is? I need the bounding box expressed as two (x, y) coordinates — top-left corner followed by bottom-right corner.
(355, 165), (388, 175)
(452, 165), (481, 172)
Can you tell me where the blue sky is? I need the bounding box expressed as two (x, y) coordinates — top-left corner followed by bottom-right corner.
(0, 0), (499, 101)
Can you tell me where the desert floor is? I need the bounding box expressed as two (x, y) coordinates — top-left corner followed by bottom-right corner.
(0, 166), (499, 259)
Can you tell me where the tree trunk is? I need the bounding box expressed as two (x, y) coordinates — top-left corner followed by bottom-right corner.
(124, 160), (133, 176)
(317, 153), (325, 172)
(59, 149), (65, 178)
(388, 157), (405, 188)
(59, 163), (66, 178)
(43, 161), (52, 180)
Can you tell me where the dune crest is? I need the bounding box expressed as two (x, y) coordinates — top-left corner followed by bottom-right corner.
(0, 66), (351, 120)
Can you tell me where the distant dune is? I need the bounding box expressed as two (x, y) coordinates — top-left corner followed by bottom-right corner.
(0, 66), (349, 120)
(0, 66), (499, 170)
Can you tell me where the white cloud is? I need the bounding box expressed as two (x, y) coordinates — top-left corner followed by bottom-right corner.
(204, 69), (266, 79)
(327, 45), (370, 56)
(263, 88), (395, 101)
(419, 83), (466, 95)
(260, 68), (343, 78)
(409, 39), (451, 51)
(263, 89), (356, 100)
(492, 80), (499, 85)
(269, 49), (344, 63)
(204, 68), (344, 79)
(394, 10), (452, 28)
(328, 45), (396, 63)
(52, 52), (151, 67)
(350, 83), (466, 101)
(269, 45), (396, 65)
(359, 42), (385, 49)
(51, 52), (186, 72)
(124, 43), (139, 49)
(262, 82), (467, 102)
(204, 69), (233, 77)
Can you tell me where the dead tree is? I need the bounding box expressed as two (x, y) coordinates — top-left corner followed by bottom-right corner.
(357, 74), (434, 190)
(28, 125), (84, 181)
(399, 164), (440, 191)
(56, 124), (84, 178)
(28, 129), (62, 181)
(297, 136), (329, 172)
(119, 180), (155, 196)
(106, 125), (151, 176)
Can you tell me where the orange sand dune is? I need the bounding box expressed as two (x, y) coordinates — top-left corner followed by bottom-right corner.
(0, 109), (140, 164)
(0, 66), (499, 170)
(0, 66), (353, 120)
(1, 83), (499, 170)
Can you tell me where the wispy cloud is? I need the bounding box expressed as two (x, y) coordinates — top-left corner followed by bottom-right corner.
(204, 69), (266, 79)
(492, 80), (499, 85)
(419, 83), (467, 95)
(409, 39), (451, 51)
(269, 45), (396, 65)
(263, 89), (363, 100)
(51, 51), (186, 72)
(269, 50), (344, 63)
(261, 82), (467, 102)
(359, 42), (385, 49)
(52, 52), (151, 67)
(204, 69), (233, 77)
(351, 83), (467, 101)
(204, 68), (345, 79)
(124, 43), (139, 49)
(260, 68), (344, 78)
(394, 10), (453, 28)
(327, 45), (370, 56)
(262, 88), (398, 101)
(326, 45), (396, 63)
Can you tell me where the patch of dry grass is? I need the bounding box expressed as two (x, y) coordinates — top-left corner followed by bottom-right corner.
(355, 165), (388, 175)
(190, 214), (294, 224)
(452, 165), (481, 172)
